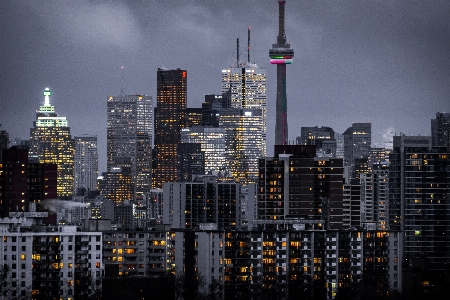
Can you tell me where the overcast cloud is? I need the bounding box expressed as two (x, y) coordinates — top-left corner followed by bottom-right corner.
(1, 0), (449, 172)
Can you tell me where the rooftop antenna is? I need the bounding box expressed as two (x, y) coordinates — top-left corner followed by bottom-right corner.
(121, 66), (125, 97)
(236, 38), (240, 67)
(247, 27), (251, 63)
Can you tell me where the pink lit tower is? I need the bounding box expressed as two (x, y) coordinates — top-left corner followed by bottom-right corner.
(269, 0), (294, 145)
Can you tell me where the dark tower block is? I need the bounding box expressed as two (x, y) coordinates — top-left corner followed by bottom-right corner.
(153, 69), (187, 188)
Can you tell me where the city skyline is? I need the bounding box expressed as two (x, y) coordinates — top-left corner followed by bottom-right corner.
(1, 0), (450, 173)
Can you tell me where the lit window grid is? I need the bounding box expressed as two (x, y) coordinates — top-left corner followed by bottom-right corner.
(181, 127), (226, 174)
(30, 122), (74, 197)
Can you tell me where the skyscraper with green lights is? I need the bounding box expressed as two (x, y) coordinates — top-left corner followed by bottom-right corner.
(30, 88), (74, 197)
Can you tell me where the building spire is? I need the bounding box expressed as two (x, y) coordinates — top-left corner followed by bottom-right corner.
(277, 0), (287, 44)
(43, 88), (52, 106)
(248, 27), (251, 63)
(236, 38), (240, 67)
(121, 66), (125, 97)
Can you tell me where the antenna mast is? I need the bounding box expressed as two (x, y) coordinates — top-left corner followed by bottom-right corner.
(248, 27), (251, 63)
(121, 66), (125, 97)
(236, 38), (240, 67)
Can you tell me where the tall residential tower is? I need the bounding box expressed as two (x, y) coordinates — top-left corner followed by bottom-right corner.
(269, 0), (294, 145)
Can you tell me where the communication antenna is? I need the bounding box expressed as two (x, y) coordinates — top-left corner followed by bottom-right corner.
(121, 66), (125, 96)
(248, 27), (251, 63)
(236, 38), (240, 67)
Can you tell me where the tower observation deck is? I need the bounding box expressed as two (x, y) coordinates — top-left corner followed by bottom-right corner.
(269, 0), (294, 145)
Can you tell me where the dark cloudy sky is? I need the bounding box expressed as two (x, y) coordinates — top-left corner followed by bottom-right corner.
(1, 0), (449, 173)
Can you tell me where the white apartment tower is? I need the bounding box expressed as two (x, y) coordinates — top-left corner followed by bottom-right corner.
(0, 213), (102, 300)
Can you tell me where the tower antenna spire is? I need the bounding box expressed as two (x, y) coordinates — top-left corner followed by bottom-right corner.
(236, 38), (240, 67)
(269, 0), (294, 145)
(248, 27), (251, 63)
(121, 66), (125, 97)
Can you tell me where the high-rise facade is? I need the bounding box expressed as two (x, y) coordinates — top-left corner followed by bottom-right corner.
(343, 123), (371, 180)
(297, 126), (338, 158)
(30, 88), (74, 197)
(389, 135), (450, 268)
(258, 145), (344, 229)
(0, 215), (103, 300)
(431, 112), (450, 149)
(107, 94), (152, 201)
(269, 0), (294, 145)
(0, 127), (9, 162)
(163, 176), (241, 230)
(181, 126), (226, 175)
(74, 135), (98, 194)
(221, 63), (267, 157)
(297, 126), (335, 147)
(98, 167), (133, 205)
(153, 68), (187, 189)
(219, 107), (264, 182)
(372, 164), (389, 230)
(343, 123), (372, 164)
(0, 147), (57, 217)
(177, 143), (204, 182)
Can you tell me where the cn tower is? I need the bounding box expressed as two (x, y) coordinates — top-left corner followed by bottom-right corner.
(269, 0), (294, 145)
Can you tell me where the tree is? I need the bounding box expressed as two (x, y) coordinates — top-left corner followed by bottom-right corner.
(173, 269), (208, 300)
(0, 264), (29, 300)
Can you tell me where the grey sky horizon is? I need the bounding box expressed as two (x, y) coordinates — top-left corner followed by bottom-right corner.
(1, 0), (449, 173)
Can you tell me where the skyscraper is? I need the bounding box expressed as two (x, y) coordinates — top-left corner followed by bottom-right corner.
(153, 68), (187, 189)
(258, 145), (344, 229)
(431, 112), (450, 149)
(0, 126), (9, 162)
(107, 94), (152, 201)
(30, 88), (74, 197)
(99, 166), (133, 205)
(269, 0), (294, 145)
(163, 176), (241, 230)
(0, 146), (57, 216)
(189, 93), (265, 182)
(74, 135), (98, 195)
(221, 32), (267, 181)
(181, 126), (226, 175)
(177, 142), (205, 182)
(221, 60), (267, 157)
(219, 107), (264, 182)
(343, 122), (372, 179)
(297, 126), (338, 158)
(389, 135), (450, 292)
